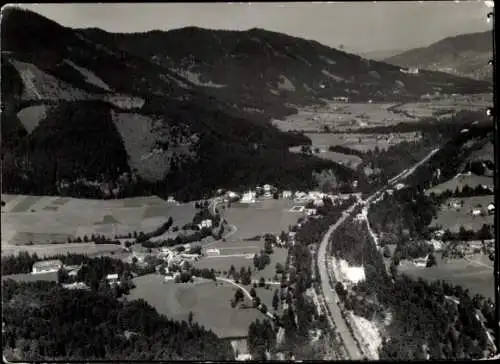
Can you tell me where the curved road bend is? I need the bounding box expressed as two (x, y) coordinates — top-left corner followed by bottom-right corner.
(317, 147), (440, 360)
(216, 277), (275, 320)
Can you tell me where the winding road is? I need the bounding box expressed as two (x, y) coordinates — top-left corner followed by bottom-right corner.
(317, 147), (441, 360)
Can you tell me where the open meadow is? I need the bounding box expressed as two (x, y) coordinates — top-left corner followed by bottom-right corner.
(426, 174), (494, 195)
(224, 199), (305, 239)
(1, 194), (196, 250)
(431, 195), (494, 232)
(128, 274), (265, 338)
(398, 254), (494, 299)
(272, 94), (491, 133)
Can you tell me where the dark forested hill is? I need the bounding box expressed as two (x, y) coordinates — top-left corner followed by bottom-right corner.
(385, 31), (493, 81)
(2, 280), (234, 361)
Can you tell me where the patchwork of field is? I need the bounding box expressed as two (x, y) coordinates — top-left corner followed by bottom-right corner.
(128, 274), (264, 338)
(196, 244), (288, 282)
(431, 195), (494, 232)
(399, 254), (494, 299)
(272, 94), (491, 132)
(1, 194), (196, 246)
(303, 132), (421, 152)
(426, 174), (494, 195)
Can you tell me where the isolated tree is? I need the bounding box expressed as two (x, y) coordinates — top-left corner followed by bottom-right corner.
(234, 288), (245, 303)
(335, 282), (346, 299)
(259, 277), (266, 287)
(426, 253), (437, 268)
(250, 287), (257, 298)
(383, 245), (391, 258)
(261, 304), (268, 314)
(229, 265), (236, 278)
(272, 289), (280, 311)
(253, 296), (261, 308)
(275, 262), (285, 274)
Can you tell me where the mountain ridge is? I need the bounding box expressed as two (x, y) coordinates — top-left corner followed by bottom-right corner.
(1, 7), (359, 201)
(385, 31), (493, 81)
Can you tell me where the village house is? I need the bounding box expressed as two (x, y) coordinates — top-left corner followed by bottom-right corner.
(131, 245), (149, 263)
(205, 248), (220, 257)
(241, 190), (256, 204)
(448, 200), (462, 210)
(281, 190), (292, 199)
(487, 203), (494, 215)
(313, 198), (324, 207)
(32, 259), (63, 274)
(61, 282), (90, 291)
(198, 219), (213, 230)
(471, 208), (482, 216)
(395, 183), (405, 190)
(305, 208), (317, 216)
(432, 229), (445, 239)
(180, 253), (201, 262)
(227, 191), (240, 200)
(413, 256), (429, 267)
(106, 273), (120, 286)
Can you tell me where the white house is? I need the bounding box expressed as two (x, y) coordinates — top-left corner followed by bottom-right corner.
(471, 208), (482, 216)
(180, 254), (200, 261)
(166, 196), (178, 204)
(236, 354), (253, 361)
(395, 183), (405, 190)
(198, 219), (213, 230)
(263, 184), (272, 192)
(106, 273), (120, 286)
(429, 239), (443, 252)
(487, 203), (495, 215)
(32, 259), (63, 274)
(305, 208), (317, 216)
(61, 282), (90, 291)
(282, 190), (292, 199)
(227, 191), (240, 199)
(205, 248), (220, 257)
(241, 191), (256, 204)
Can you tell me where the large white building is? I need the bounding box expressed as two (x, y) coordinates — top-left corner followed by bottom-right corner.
(32, 259), (63, 274)
(241, 191), (256, 204)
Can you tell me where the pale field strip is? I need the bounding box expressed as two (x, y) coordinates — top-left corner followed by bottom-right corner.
(1, 195), (195, 248)
(272, 94), (491, 133)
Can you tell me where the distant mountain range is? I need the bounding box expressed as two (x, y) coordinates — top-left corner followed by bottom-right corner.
(385, 31), (493, 81)
(1, 8), (492, 201)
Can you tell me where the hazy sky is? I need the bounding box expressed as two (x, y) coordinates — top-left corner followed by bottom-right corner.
(12, 1), (493, 53)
